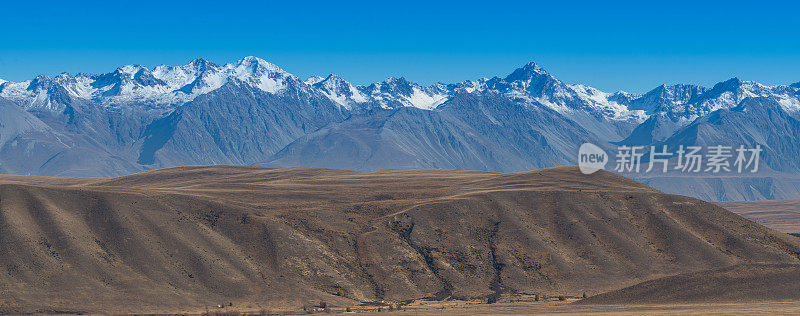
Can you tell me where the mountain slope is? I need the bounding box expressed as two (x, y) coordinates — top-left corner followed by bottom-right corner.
(0, 97), (141, 176)
(137, 80), (346, 167)
(625, 97), (800, 201)
(577, 263), (800, 305)
(268, 92), (599, 171)
(662, 98), (800, 173)
(2, 165), (800, 313)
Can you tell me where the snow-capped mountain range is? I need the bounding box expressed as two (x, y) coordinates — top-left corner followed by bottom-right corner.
(7, 57), (794, 125)
(0, 58), (647, 118)
(0, 57), (302, 109)
(2, 56), (800, 201)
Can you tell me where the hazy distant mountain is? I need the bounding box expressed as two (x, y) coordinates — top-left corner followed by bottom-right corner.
(269, 92), (599, 171)
(1, 56), (800, 200)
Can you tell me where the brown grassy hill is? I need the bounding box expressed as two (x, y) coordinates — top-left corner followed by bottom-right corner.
(1, 165), (800, 313)
(576, 263), (800, 305)
(717, 199), (800, 234)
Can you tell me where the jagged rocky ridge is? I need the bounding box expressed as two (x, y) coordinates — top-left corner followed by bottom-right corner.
(1, 57), (800, 201)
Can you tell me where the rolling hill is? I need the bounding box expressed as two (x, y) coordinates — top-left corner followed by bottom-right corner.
(577, 263), (800, 305)
(1, 165), (800, 313)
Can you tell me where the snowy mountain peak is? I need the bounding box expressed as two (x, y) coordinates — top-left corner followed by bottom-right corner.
(709, 77), (746, 92)
(88, 65), (169, 100)
(323, 73), (346, 82)
(55, 72), (72, 81)
(522, 61), (546, 73)
(321, 74), (363, 91)
(305, 75), (325, 85)
(235, 56), (284, 73)
(383, 76), (409, 84)
(723, 76), (743, 84)
(344, 76), (450, 110)
(312, 74), (366, 110)
(363, 77), (413, 99)
(27, 75), (52, 91)
(704, 77), (769, 102)
(372, 77), (415, 93)
(627, 84), (707, 116)
(117, 64), (147, 75)
(653, 84), (705, 100)
(151, 59), (219, 93)
(188, 58), (216, 70)
(505, 62), (551, 82)
(455, 79), (488, 93)
(0, 73), (76, 111)
(225, 56), (297, 94)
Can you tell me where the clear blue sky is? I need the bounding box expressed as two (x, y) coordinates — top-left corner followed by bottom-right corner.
(1, 0), (798, 93)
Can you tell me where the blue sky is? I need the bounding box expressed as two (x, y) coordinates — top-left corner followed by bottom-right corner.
(1, 0), (798, 93)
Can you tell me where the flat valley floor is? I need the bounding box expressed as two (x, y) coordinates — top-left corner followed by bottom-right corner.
(182, 296), (800, 315)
